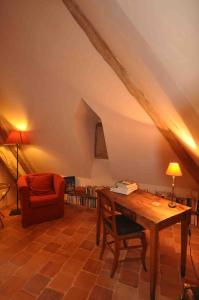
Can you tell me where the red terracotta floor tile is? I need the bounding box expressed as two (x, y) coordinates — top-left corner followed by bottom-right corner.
(40, 260), (63, 277)
(72, 248), (90, 261)
(49, 271), (75, 292)
(43, 242), (61, 253)
(10, 290), (36, 300)
(45, 227), (61, 236)
(119, 269), (139, 288)
(90, 247), (101, 260)
(160, 281), (182, 299)
(23, 273), (50, 295)
(72, 232), (87, 244)
(14, 251), (51, 278)
(113, 282), (138, 300)
(62, 258), (84, 275)
(51, 253), (67, 265)
(77, 227), (90, 234)
(137, 281), (151, 300)
(83, 258), (102, 274)
(53, 233), (71, 246)
(73, 270), (97, 292)
(62, 227), (76, 236)
(37, 288), (64, 300)
(24, 241), (44, 253)
(35, 234), (54, 245)
(97, 269), (118, 290)
(62, 240), (78, 254)
(63, 286), (89, 300)
(10, 251), (32, 266)
(88, 285), (113, 300)
(79, 240), (95, 251)
(0, 261), (17, 283)
(0, 275), (26, 299)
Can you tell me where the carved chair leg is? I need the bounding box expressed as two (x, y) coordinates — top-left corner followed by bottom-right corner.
(99, 225), (106, 260)
(110, 240), (120, 278)
(141, 232), (147, 272)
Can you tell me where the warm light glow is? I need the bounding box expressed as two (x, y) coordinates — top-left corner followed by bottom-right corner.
(166, 162), (182, 177)
(168, 117), (198, 154)
(15, 123), (28, 131)
(175, 129), (197, 150)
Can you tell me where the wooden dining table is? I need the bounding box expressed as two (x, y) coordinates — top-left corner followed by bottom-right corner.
(96, 188), (191, 300)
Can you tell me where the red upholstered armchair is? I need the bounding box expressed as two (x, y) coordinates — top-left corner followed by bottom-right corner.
(18, 173), (65, 227)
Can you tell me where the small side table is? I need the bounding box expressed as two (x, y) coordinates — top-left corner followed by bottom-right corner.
(0, 183), (10, 227)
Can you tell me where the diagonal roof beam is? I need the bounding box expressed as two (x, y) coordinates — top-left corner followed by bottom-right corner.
(63, 0), (199, 185)
(0, 116), (35, 180)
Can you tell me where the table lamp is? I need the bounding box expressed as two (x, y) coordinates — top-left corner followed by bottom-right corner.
(5, 130), (30, 215)
(166, 162), (182, 208)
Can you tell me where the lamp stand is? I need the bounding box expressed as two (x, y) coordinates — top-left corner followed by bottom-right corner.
(168, 175), (176, 208)
(9, 144), (21, 216)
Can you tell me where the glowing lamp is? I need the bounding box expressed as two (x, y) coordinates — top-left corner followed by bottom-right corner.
(6, 130), (30, 145)
(166, 162), (182, 208)
(5, 130), (30, 215)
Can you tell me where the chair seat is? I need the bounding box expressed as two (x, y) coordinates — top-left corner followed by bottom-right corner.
(106, 214), (144, 235)
(30, 193), (58, 208)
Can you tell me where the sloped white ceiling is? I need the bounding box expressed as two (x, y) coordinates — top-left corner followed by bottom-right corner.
(75, 0), (199, 161)
(0, 0), (198, 190)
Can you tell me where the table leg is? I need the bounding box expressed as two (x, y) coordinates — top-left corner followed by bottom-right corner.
(150, 226), (159, 300)
(181, 212), (191, 277)
(96, 195), (101, 245)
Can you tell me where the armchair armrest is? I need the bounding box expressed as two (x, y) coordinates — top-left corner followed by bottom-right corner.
(18, 175), (29, 190)
(17, 175), (30, 211)
(53, 175), (65, 197)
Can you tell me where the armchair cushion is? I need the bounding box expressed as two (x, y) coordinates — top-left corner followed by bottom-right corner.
(30, 193), (58, 208)
(27, 174), (54, 195)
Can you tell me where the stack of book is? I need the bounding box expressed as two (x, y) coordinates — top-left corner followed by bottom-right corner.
(110, 180), (138, 195)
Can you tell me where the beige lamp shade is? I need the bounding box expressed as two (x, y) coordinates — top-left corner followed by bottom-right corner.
(166, 162), (182, 177)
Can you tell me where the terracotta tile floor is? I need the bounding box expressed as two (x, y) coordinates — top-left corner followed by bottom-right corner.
(0, 204), (198, 300)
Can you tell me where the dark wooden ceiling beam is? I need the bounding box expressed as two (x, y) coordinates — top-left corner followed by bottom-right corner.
(63, 0), (199, 185)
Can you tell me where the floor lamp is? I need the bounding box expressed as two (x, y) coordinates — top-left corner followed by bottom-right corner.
(5, 130), (30, 215)
(166, 162), (182, 208)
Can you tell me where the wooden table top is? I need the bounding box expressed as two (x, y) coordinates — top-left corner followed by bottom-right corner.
(98, 188), (191, 228)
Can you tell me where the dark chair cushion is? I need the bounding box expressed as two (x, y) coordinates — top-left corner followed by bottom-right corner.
(106, 214), (144, 235)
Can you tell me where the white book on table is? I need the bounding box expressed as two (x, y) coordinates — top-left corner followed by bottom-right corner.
(116, 184), (138, 192)
(110, 186), (138, 195)
(116, 180), (137, 190)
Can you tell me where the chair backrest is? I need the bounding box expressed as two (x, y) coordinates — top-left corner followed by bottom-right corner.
(101, 194), (118, 236)
(25, 173), (55, 195)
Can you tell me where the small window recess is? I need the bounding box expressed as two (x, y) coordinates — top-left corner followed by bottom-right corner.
(94, 122), (108, 159)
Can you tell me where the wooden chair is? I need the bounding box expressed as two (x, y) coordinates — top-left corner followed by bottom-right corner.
(99, 194), (147, 277)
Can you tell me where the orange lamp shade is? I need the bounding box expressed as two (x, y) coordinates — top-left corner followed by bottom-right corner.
(5, 130), (30, 145)
(166, 162), (182, 177)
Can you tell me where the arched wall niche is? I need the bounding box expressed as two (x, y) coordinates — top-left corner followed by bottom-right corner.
(73, 99), (114, 186)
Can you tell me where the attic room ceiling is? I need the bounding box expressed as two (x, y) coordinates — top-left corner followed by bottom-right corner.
(0, 0), (198, 191)
(63, 0), (199, 184)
